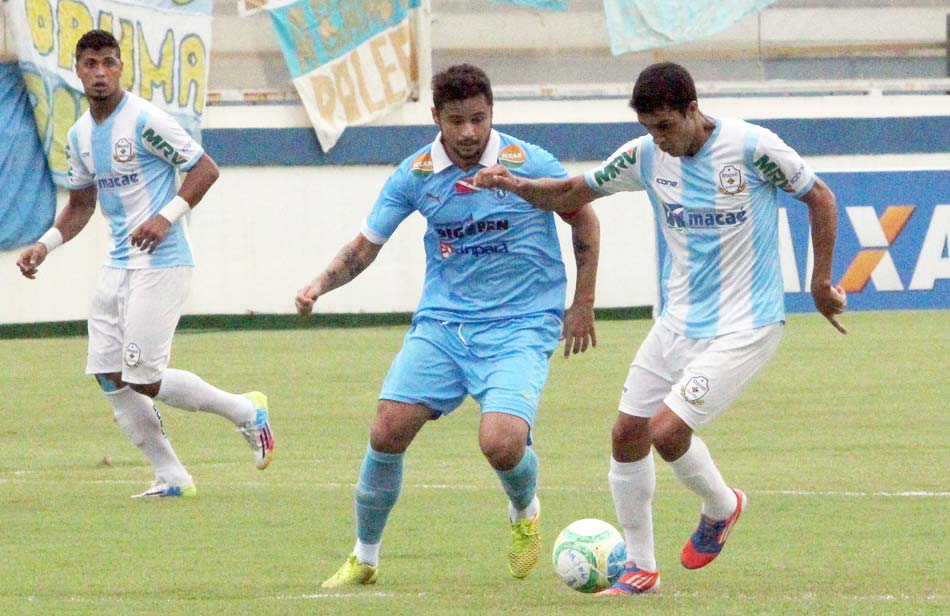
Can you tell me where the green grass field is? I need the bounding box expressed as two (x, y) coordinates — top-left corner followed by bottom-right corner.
(1, 311), (947, 615)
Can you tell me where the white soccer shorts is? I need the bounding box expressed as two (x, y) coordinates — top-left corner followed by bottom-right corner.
(618, 320), (784, 429)
(85, 266), (193, 385)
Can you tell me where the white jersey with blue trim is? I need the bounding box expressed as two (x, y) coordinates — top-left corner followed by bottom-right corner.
(362, 129), (568, 323)
(585, 116), (815, 338)
(66, 92), (204, 269)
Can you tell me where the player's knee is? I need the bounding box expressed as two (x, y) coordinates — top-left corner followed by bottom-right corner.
(94, 373), (123, 393)
(612, 414), (649, 447)
(650, 412), (692, 461)
(480, 436), (524, 471)
(128, 381), (161, 398)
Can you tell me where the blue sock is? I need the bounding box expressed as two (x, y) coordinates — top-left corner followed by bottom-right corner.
(496, 448), (538, 511)
(355, 445), (404, 544)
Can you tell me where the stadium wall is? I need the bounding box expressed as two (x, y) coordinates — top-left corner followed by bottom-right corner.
(1, 95), (948, 325)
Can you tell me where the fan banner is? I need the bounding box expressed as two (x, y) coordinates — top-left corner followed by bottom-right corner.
(491, 0), (567, 10)
(603, 0), (779, 55)
(266, 0), (420, 152)
(2, 0), (213, 187)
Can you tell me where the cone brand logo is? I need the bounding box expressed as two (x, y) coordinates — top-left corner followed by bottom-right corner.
(411, 153), (433, 178)
(499, 144), (526, 169)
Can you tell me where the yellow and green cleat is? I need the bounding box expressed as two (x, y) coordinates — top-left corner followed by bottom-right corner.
(508, 512), (541, 579)
(321, 554), (378, 588)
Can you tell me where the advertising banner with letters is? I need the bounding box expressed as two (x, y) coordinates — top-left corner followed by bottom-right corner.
(656, 170), (950, 314)
(3, 0), (212, 187)
(266, 0), (419, 152)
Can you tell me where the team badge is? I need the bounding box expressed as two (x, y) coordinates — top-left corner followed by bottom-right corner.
(124, 342), (142, 367)
(681, 375), (709, 405)
(717, 164), (746, 195)
(113, 138), (135, 163)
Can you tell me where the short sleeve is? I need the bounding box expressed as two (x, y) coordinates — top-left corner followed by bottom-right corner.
(749, 128), (815, 198)
(66, 129), (95, 189)
(139, 107), (204, 172)
(583, 138), (646, 196)
(363, 166), (416, 243)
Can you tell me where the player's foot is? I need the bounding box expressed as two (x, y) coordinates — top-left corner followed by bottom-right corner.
(596, 563), (660, 595)
(508, 509), (541, 579)
(131, 477), (196, 499)
(681, 488), (747, 569)
(321, 554), (378, 588)
(239, 391), (274, 470)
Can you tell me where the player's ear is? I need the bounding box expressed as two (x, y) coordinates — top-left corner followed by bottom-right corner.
(430, 106), (440, 127)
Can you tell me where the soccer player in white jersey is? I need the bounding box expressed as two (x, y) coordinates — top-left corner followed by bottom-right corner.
(475, 62), (847, 595)
(16, 29), (275, 498)
(296, 64), (600, 586)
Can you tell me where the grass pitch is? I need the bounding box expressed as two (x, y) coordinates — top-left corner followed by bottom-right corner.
(1, 311), (947, 615)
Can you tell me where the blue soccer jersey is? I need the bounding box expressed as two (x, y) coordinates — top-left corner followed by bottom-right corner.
(585, 117), (816, 338)
(362, 130), (569, 322)
(66, 92), (204, 269)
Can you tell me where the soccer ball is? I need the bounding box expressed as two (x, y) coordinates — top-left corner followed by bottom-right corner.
(552, 518), (627, 593)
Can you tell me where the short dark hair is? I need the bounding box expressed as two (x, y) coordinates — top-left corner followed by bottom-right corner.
(630, 62), (696, 114)
(76, 29), (120, 61)
(432, 64), (493, 111)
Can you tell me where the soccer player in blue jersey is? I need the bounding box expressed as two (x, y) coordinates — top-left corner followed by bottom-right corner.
(475, 62), (847, 595)
(16, 29), (274, 498)
(295, 64), (600, 586)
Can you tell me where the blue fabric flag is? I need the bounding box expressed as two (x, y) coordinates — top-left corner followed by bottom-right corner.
(603, 0), (780, 55)
(493, 0), (567, 10)
(0, 62), (56, 251)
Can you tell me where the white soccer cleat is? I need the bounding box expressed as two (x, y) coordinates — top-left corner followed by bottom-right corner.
(131, 476), (196, 499)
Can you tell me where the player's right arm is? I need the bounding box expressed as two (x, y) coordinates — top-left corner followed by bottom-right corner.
(16, 185), (98, 279)
(295, 233), (383, 315)
(475, 166), (600, 213)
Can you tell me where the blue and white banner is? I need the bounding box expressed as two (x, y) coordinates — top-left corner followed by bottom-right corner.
(656, 170), (950, 315)
(266, 0), (420, 152)
(2, 0), (213, 187)
(492, 0), (567, 10)
(603, 0), (779, 55)
(0, 63), (56, 250)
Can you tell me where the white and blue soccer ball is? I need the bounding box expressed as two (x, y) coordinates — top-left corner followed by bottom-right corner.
(552, 518), (627, 593)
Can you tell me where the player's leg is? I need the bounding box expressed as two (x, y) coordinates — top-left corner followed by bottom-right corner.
(85, 267), (192, 497)
(655, 323), (784, 569)
(468, 314), (561, 579)
(323, 319), (466, 588)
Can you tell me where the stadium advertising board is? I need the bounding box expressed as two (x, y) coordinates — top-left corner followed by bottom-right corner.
(656, 170), (950, 313)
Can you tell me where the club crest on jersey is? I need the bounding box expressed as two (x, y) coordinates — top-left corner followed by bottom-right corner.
(498, 144), (526, 169)
(717, 164), (746, 195)
(113, 138), (135, 163)
(124, 342), (142, 367)
(411, 153), (433, 178)
(681, 375), (709, 405)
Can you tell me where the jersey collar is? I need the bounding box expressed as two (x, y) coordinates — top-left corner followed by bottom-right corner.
(430, 129), (501, 173)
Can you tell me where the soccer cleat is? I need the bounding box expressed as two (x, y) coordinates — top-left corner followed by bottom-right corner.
(321, 554), (378, 588)
(508, 511), (541, 579)
(681, 488), (747, 569)
(131, 477), (197, 499)
(596, 563), (660, 595)
(239, 391), (275, 470)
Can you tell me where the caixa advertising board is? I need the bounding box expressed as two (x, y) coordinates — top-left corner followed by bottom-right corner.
(656, 170), (949, 313)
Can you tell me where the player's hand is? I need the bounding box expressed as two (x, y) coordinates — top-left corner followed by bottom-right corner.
(473, 164), (518, 191)
(811, 281), (848, 334)
(16, 243), (49, 279)
(561, 302), (596, 358)
(130, 215), (171, 254)
(295, 284), (319, 316)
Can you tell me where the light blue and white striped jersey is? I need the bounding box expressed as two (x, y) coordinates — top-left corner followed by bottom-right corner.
(362, 129), (569, 323)
(66, 92), (203, 269)
(585, 117), (815, 338)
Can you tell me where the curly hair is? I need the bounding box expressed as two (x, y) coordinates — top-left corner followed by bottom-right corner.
(432, 64), (493, 111)
(630, 62), (696, 114)
(76, 29), (120, 61)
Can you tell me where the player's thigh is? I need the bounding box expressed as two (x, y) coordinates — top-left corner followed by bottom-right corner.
(664, 322), (784, 429)
(467, 314), (562, 428)
(121, 267), (192, 385)
(86, 266), (128, 375)
(379, 319), (467, 416)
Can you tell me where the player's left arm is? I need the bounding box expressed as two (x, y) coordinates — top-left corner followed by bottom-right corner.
(560, 204), (600, 358)
(800, 176), (847, 334)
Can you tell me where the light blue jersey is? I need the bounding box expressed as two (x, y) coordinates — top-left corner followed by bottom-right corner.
(363, 130), (569, 322)
(585, 117), (816, 338)
(66, 92), (204, 269)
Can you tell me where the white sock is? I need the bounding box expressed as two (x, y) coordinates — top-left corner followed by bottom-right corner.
(105, 387), (191, 485)
(508, 495), (540, 522)
(156, 368), (255, 425)
(609, 454), (657, 572)
(668, 436), (737, 520)
(354, 540), (381, 566)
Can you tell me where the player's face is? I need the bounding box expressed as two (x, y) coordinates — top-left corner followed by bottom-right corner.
(432, 94), (493, 169)
(637, 102), (702, 157)
(75, 47), (124, 103)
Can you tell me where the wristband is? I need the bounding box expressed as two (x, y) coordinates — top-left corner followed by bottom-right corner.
(158, 195), (191, 224)
(38, 227), (64, 252)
